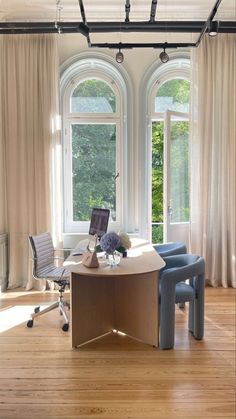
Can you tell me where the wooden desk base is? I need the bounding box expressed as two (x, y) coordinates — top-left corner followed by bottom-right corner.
(71, 271), (159, 348)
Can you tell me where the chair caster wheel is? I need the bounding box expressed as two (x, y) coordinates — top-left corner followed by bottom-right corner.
(34, 307), (40, 313)
(62, 323), (69, 332)
(27, 320), (34, 328)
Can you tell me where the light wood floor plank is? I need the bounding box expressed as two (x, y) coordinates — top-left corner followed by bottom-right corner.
(0, 287), (235, 418)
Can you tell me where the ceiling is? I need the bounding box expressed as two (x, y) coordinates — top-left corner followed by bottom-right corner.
(0, 0), (235, 22)
(0, 1), (235, 45)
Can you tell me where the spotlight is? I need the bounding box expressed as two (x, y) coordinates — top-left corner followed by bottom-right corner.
(208, 21), (219, 37)
(159, 44), (169, 63)
(116, 48), (124, 64)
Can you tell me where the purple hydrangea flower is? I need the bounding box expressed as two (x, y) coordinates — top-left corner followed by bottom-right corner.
(100, 232), (121, 254)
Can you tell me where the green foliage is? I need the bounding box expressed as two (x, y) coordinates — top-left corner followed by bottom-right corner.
(72, 79), (116, 112)
(152, 224), (164, 244)
(152, 122), (164, 223)
(169, 121), (189, 222)
(72, 124), (116, 221)
(70, 77), (190, 236)
(157, 79), (190, 105)
(152, 79), (190, 242)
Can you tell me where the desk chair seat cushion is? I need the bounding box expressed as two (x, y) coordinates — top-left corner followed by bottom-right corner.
(175, 282), (195, 303)
(37, 265), (70, 281)
(154, 242), (187, 257)
(159, 279), (195, 303)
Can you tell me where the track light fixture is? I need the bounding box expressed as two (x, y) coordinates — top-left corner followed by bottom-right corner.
(159, 43), (169, 63)
(208, 20), (219, 37)
(116, 45), (124, 63)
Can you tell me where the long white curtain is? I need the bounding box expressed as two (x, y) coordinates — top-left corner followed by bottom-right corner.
(0, 35), (62, 289)
(190, 34), (236, 287)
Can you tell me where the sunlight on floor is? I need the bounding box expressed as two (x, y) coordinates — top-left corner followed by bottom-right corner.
(0, 305), (49, 333)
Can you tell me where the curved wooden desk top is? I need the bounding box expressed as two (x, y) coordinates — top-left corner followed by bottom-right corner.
(64, 240), (165, 277)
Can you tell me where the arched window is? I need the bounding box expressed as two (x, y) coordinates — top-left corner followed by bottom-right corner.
(61, 53), (133, 234)
(139, 52), (190, 243)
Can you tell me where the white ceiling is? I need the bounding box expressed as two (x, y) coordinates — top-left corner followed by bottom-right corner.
(0, 0), (235, 22)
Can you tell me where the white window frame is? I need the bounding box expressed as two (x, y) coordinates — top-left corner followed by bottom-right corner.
(139, 51), (190, 240)
(60, 52), (134, 236)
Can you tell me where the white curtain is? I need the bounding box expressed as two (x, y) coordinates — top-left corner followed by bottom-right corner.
(0, 35), (63, 289)
(190, 34), (236, 287)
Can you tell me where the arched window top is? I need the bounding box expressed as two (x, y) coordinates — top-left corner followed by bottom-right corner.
(71, 78), (116, 113)
(155, 78), (190, 113)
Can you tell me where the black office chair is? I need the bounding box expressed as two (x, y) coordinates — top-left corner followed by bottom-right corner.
(27, 232), (70, 331)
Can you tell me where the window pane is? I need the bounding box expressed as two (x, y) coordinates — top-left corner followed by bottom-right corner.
(170, 121), (189, 223)
(155, 79), (190, 113)
(71, 79), (116, 113)
(152, 121), (164, 243)
(72, 124), (116, 222)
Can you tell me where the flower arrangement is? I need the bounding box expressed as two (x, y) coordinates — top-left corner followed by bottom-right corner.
(95, 231), (131, 255)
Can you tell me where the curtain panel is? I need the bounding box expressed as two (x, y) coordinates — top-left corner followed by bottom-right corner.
(190, 34), (236, 287)
(0, 35), (62, 289)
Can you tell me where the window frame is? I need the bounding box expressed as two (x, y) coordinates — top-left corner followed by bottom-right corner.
(139, 52), (190, 240)
(63, 74), (122, 233)
(60, 53), (133, 237)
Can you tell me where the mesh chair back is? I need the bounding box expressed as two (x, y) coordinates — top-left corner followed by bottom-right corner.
(29, 232), (55, 277)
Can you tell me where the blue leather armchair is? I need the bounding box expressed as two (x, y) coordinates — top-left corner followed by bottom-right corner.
(159, 254), (205, 349)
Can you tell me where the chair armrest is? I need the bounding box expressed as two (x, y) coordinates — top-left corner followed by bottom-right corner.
(162, 254), (199, 269)
(54, 248), (72, 260)
(161, 256), (205, 284)
(54, 248), (72, 252)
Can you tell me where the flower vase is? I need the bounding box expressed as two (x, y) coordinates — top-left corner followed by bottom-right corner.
(105, 251), (121, 267)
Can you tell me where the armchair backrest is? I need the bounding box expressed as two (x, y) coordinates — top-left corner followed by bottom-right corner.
(29, 232), (55, 277)
(162, 254), (205, 279)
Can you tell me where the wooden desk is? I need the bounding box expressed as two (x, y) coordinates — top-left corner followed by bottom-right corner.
(65, 242), (165, 348)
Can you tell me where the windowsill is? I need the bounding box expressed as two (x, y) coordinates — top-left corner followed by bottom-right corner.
(63, 231), (141, 249)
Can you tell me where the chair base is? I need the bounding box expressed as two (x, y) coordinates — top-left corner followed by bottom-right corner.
(27, 297), (70, 331)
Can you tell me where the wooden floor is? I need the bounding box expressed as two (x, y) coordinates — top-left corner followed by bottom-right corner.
(0, 287), (235, 418)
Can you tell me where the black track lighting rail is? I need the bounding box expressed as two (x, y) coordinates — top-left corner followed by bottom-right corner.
(88, 20), (235, 33)
(125, 1), (131, 23)
(78, 0), (91, 46)
(91, 42), (197, 50)
(150, 0), (158, 23)
(0, 21), (90, 35)
(196, 0), (223, 46)
(0, 20), (234, 35)
(0, 0), (234, 47)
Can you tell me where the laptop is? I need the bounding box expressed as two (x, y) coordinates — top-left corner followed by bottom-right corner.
(72, 208), (110, 255)
(89, 208), (110, 239)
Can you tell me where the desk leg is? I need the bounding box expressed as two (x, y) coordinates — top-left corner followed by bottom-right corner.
(71, 273), (114, 348)
(114, 271), (159, 347)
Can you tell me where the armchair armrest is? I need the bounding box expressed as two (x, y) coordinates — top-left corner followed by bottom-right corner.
(161, 255), (205, 284)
